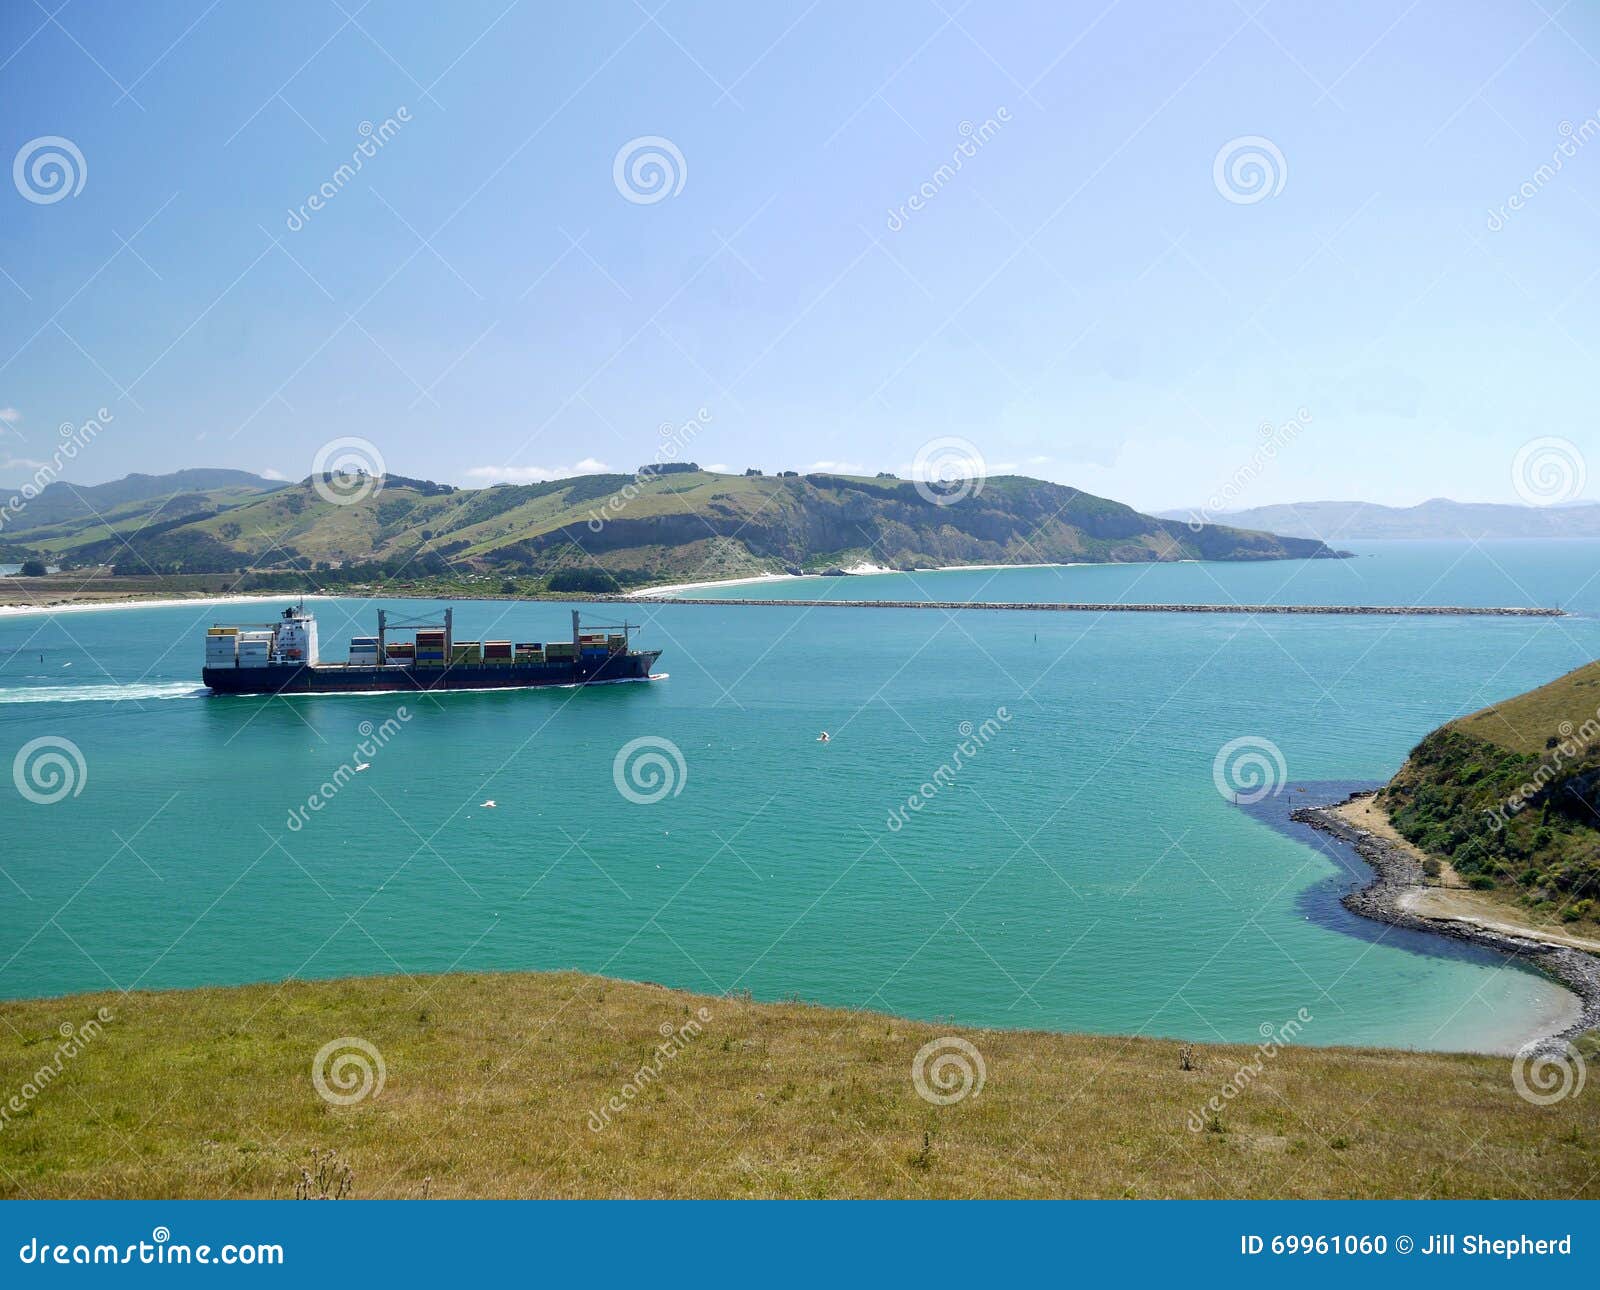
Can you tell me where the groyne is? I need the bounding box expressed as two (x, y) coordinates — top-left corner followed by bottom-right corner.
(643, 598), (1565, 617)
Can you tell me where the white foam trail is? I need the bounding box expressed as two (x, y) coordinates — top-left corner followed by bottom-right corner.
(0, 680), (206, 705)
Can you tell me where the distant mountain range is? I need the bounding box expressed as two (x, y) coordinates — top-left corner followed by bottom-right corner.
(1158, 499), (1600, 541)
(3, 466), (1342, 586)
(7, 468), (287, 534)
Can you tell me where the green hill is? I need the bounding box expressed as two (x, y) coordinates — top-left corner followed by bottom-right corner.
(1378, 659), (1600, 925)
(6, 468), (284, 535)
(37, 466), (1343, 585)
(3, 469), (287, 564)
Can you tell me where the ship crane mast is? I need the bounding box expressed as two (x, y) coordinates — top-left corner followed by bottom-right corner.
(375, 607), (453, 664)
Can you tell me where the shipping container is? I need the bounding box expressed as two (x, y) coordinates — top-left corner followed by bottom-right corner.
(204, 607), (660, 694)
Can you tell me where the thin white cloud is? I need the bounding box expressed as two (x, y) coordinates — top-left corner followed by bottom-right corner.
(259, 468), (288, 480)
(807, 460), (868, 474)
(703, 462), (730, 473)
(465, 461), (614, 484)
(0, 408), (20, 426)
(1, 456), (47, 469)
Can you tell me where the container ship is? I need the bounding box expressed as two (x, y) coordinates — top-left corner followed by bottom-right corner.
(202, 605), (662, 695)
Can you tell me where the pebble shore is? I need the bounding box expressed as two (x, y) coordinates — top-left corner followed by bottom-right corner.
(1293, 792), (1600, 1050)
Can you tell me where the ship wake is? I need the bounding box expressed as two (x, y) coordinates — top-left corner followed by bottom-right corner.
(0, 680), (208, 705)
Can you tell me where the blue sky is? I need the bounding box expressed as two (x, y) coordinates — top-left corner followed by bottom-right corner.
(2, 0), (1599, 511)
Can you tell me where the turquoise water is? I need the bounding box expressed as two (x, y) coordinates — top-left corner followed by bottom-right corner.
(679, 539), (1599, 611)
(3, 540), (1599, 1052)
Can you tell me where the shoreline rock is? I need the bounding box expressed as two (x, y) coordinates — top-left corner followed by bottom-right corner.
(1292, 791), (1600, 1051)
(650, 599), (1564, 616)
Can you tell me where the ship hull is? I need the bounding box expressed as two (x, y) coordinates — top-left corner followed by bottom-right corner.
(203, 651), (662, 695)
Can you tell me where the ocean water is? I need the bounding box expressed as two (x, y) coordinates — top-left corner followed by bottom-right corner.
(3, 539), (1599, 1052)
(681, 538), (1600, 610)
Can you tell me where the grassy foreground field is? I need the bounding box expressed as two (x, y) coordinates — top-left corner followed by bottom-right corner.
(1, 972), (1596, 1199)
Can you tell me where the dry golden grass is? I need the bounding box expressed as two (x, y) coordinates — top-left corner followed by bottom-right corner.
(1454, 659), (1600, 755)
(1, 972), (1597, 1199)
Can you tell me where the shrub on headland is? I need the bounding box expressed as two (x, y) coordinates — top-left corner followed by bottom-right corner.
(1378, 725), (1600, 909)
(545, 568), (621, 594)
